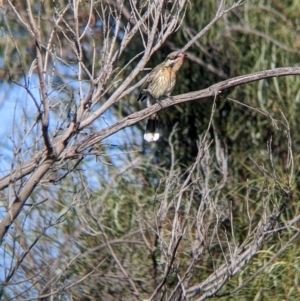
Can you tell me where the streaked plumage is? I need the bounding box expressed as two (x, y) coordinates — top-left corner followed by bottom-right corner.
(138, 51), (186, 142)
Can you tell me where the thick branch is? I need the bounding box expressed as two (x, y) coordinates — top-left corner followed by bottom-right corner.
(26, 0), (52, 155)
(0, 123), (76, 239)
(73, 67), (300, 152)
(1, 67), (300, 191)
(185, 215), (279, 300)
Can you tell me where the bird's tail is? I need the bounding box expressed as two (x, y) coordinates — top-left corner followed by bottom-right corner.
(144, 114), (160, 142)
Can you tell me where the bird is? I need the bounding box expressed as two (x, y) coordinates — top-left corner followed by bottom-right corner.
(137, 51), (186, 142)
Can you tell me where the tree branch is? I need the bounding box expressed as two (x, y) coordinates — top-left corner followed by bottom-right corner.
(74, 67), (300, 152)
(1, 67), (300, 192)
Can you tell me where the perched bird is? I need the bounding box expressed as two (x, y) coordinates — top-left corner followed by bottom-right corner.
(137, 51), (186, 142)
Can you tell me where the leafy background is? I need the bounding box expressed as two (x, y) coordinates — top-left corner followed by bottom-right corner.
(1, 0), (300, 300)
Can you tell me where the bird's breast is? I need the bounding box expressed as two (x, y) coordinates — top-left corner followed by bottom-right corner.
(149, 67), (176, 99)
